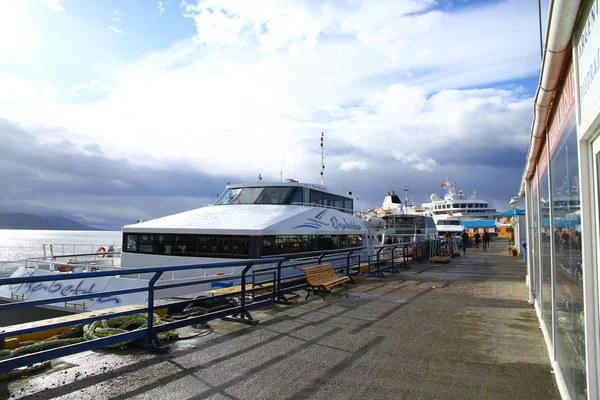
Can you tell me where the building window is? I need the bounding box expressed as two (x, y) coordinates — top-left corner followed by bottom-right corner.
(550, 114), (585, 398)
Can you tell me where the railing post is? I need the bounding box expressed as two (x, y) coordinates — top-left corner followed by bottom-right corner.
(145, 271), (165, 348)
(318, 253), (326, 264)
(370, 247), (385, 277)
(275, 259), (286, 302)
(346, 250), (356, 283)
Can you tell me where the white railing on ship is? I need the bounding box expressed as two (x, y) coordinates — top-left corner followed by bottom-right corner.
(42, 243), (122, 258)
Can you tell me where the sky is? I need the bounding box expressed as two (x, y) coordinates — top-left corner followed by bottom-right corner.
(0, 0), (550, 230)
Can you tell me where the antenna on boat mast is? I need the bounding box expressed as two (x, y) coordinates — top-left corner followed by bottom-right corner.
(403, 185), (410, 206)
(280, 145), (285, 182)
(320, 132), (326, 185)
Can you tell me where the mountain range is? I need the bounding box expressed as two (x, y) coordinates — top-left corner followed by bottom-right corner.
(0, 213), (101, 231)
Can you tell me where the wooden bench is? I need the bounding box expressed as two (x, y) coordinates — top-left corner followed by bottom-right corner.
(300, 264), (351, 299)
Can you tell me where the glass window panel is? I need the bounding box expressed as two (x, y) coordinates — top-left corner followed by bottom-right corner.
(310, 190), (323, 205)
(551, 116), (586, 399)
(531, 179), (540, 303)
(539, 169), (552, 339)
(255, 187), (292, 204)
(139, 234), (153, 253)
(125, 234), (138, 252)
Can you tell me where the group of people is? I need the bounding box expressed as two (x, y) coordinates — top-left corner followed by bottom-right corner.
(444, 230), (491, 254)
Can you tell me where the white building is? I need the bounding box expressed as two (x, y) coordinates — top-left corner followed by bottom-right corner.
(520, 1), (600, 399)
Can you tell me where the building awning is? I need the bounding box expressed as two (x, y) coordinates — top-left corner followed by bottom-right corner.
(461, 219), (496, 228)
(493, 209), (525, 217)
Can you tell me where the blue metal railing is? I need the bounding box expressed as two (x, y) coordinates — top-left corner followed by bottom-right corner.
(0, 247), (370, 373)
(0, 257), (285, 373)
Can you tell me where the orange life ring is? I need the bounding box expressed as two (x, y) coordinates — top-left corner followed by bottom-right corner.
(97, 247), (106, 258)
(214, 272), (225, 276)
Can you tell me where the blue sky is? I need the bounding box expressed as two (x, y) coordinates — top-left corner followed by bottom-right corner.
(0, 0), (549, 229)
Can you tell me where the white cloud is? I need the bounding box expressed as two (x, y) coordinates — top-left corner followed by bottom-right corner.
(392, 152), (438, 172)
(158, 1), (165, 16)
(40, 0), (63, 12)
(340, 161), (367, 172)
(0, 0), (538, 187)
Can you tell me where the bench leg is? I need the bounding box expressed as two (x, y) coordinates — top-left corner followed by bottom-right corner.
(305, 287), (312, 299)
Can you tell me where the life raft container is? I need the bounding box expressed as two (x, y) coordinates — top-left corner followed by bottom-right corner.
(59, 261), (75, 272)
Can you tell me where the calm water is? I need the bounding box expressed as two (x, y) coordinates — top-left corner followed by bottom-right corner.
(0, 229), (122, 261)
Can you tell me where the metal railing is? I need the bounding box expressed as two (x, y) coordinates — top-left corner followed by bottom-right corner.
(366, 239), (442, 276)
(0, 247), (371, 373)
(0, 242), (444, 373)
(0, 257), (284, 373)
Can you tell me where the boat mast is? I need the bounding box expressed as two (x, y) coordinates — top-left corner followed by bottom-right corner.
(403, 185), (410, 206)
(320, 132), (325, 185)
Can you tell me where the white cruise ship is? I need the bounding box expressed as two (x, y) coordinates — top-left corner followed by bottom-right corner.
(419, 179), (497, 223)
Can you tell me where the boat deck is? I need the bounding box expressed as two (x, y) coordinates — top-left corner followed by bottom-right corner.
(1, 241), (560, 400)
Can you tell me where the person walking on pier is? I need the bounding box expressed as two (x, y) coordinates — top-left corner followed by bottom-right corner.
(482, 230), (491, 251)
(473, 231), (481, 249)
(461, 230), (469, 254)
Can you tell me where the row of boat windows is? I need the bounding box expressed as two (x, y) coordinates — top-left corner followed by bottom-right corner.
(433, 209), (492, 214)
(214, 186), (353, 213)
(123, 233), (362, 258)
(262, 234), (362, 256)
(434, 203), (489, 209)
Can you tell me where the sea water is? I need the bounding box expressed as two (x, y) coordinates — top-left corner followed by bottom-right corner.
(0, 229), (122, 261)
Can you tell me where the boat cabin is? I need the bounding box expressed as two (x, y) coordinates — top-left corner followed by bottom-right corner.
(379, 214), (438, 244)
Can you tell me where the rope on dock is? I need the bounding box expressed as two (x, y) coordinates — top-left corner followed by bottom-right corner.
(83, 313), (179, 348)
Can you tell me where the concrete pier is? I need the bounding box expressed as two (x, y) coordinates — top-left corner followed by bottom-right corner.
(2, 243), (560, 400)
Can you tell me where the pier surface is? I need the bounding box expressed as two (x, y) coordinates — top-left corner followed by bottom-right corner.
(2, 243), (559, 400)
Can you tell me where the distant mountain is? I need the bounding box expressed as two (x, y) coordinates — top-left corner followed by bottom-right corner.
(0, 213), (101, 231)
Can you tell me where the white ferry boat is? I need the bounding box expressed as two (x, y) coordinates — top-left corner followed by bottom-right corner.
(0, 179), (371, 314)
(419, 179), (497, 222)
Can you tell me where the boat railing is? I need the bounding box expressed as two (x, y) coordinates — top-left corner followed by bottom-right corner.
(42, 243), (122, 258)
(18, 251), (122, 272)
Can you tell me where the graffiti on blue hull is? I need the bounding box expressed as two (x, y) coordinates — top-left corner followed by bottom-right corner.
(18, 281), (121, 304)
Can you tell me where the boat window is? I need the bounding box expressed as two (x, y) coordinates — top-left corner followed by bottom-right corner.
(215, 186), (300, 205)
(308, 190), (353, 212)
(138, 234), (154, 253)
(154, 235), (173, 254)
(262, 234), (362, 256)
(123, 233), (250, 258)
(468, 203), (473, 208)
(288, 187), (304, 204)
(344, 199), (353, 211)
(125, 234), (137, 252)
(255, 187), (293, 204)
(216, 187), (264, 205)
